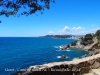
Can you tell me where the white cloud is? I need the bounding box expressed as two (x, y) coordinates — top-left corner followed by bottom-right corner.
(59, 26), (85, 35)
(88, 28), (100, 33)
(63, 26), (70, 31)
(71, 26), (84, 31)
(91, 24), (95, 26)
(72, 27), (76, 30)
(48, 31), (55, 35)
(48, 26), (100, 35)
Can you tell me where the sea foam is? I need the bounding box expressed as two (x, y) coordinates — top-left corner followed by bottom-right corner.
(56, 49), (71, 51)
(57, 56), (69, 59)
(53, 46), (59, 48)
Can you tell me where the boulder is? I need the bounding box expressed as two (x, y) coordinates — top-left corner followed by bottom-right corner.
(87, 60), (95, 65)
(90, 61), (100, 69)
(96, 58), (100, 63)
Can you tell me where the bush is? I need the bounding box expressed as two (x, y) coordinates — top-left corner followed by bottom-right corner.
(80, 41), (88, 46)
(88, 40), (94, 44)
(84, 34), (93, 41)
(80, 40), (94, 46)
(95, 30), (100, 36)
(71, 41), (77, 46)
(98, 40), (100, 43)
(97, 36), (100, 40)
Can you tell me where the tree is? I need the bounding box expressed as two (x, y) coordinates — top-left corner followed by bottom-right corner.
(80, 34), (94, 46)
(71, 41), (77, 46)
(84, 34), (93, 41)
(95, 30), (100, 36)
(0, 0), (55, 19)
(97, 36), (100, 40)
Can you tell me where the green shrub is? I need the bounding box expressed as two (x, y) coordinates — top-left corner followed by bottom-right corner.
(80, 40), (94, 46)
(97, 36), (100, 40)
(98, 40), (100, 43)
(88, 40), (94, 44)
(80, 41), (88, 46)
(95, 30), (100, 36)
(71, 41), (77, 46)
(84, 34), (93, 41)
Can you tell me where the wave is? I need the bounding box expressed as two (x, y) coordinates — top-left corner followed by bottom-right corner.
(73, 57), (79, 60)
(56, 49), (71, 51)
(66, 50), (71, 51)
(57, 56), (62, 58)
(81, 54), (88, 58)
(53, 46), (59, 48)
(57, 56), (69, 59)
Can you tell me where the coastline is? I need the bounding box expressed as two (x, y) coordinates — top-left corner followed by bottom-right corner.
(12, 51), (100, 75)
(12, 38), (100, 75)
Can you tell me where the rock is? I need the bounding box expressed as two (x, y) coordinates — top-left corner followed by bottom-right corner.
(96, 58), (100, 63)
(81, 67), (90, 74)
(12, 53), (100, 75)
(90, 61), (100, 69)
(87, 60), (95, 65)
(93, 49), (100, 55)
(61, 55), (66, 59)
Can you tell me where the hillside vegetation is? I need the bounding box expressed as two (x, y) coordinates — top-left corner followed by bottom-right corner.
(71, 30), (100, 48)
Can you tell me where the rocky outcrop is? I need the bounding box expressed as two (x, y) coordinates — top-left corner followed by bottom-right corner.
(12, 54), (100, 75)
(84, 41), (98, 50)
(70, 35), (99, 51)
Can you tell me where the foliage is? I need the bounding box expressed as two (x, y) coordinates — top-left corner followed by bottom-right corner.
(95, 30), (100, 36)
(97, 36), (100, 40)
(0, 0), (55, 17)
(96, 35), (100, 46)
(84, 34), (93, 41)
(80, 41), (88, 46)
(97, 36), (100, 44)
(80, 40), (94, 46)
(71, 41), (77, 46)
(80, 34), (94, 46)
(43, 35), (54, 37)
(83, 34), (93, 41)
(53, 35), (72, 38)
(88, 40), (94, 44)
(98, 40), (100, 43)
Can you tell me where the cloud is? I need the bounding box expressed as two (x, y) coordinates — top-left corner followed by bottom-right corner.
(91, 24), (95, 26)
(48, 31), (55, 35)
(59, 26), (85, 35)
(72, 26), (84, 31)
(48, 26), (100, 35)
(63, 26), (70, 31)
(88, 28), (100, 33)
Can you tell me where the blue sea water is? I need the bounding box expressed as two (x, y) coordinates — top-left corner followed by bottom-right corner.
(0, 37), (89, 75)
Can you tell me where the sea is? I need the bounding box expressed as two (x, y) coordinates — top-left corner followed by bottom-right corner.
(0, 37), (89, 75)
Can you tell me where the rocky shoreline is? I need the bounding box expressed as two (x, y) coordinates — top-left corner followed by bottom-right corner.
(12, 51), (100, 75)
(12, 31), (100, 75)
(12, 41), (100, 75)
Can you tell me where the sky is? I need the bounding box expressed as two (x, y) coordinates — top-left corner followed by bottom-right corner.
(0, 0), (100, 37)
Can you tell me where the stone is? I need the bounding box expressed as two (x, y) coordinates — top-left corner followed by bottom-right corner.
(90, 61), (100, 69)
(87, 60), (95, 65)
(96, 58), (100, 63)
